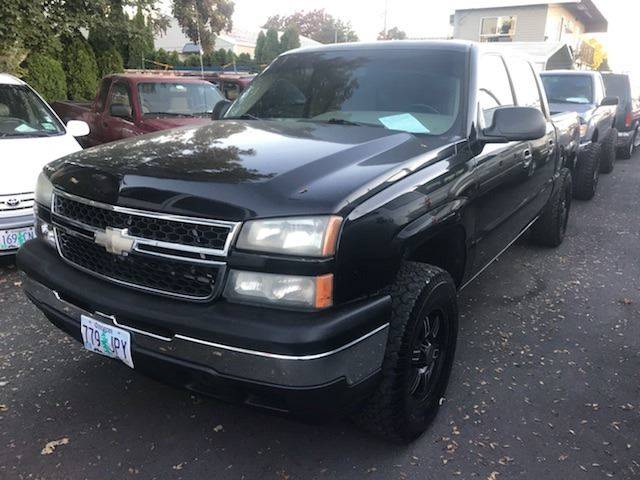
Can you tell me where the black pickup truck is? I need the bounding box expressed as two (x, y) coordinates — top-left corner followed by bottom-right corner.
(19, 41), (577, 443)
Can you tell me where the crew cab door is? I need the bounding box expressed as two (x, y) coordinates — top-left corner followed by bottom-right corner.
(102, 81), (138, 144)
(504, 57), (556, 223)
(470, 54), (533, 272)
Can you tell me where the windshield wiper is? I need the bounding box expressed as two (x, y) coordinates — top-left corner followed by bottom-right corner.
(225, 113), (261, 120)
(145, 112), (194, 117)
(309, 118), (381, 128)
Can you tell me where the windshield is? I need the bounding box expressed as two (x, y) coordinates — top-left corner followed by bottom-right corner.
(0, 85), (64, 138)
(541, 75), (594, 105)
(225, 49), (466, 136)
(138, 82), (224, 117)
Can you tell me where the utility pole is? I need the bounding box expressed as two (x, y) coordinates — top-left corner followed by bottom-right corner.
(383, 0), (388, 38)
(194, 5), (205, 78)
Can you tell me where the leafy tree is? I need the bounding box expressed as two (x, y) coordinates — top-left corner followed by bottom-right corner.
(262, 28), (280, 64)
(61, 33), (99, 100)
(263, 10), (359, 44)
(378, 26), (406, 40)
(172, 0), (234, 54)
(127, 6), (155, 68)
(1, 0), (167, 75)
(255, 30), (266, 64)
(23, 53), (67, 101)
(97, 46), (125, 77)
(279, 26), (301, 53)
(168, 51), (182, 67)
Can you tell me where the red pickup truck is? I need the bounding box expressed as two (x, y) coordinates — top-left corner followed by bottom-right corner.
(53, 74), (224, 147)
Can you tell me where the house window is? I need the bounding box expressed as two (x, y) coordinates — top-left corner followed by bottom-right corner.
(480, 16), (517, 42)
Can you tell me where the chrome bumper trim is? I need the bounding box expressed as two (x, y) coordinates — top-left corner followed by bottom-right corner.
(24, 276), (389, 386)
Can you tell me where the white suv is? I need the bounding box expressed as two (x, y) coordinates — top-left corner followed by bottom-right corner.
(0, 74), (89, 255)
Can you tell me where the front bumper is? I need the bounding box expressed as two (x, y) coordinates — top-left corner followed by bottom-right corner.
(18, 239), (390, 415)
(0, 212), (34, 256)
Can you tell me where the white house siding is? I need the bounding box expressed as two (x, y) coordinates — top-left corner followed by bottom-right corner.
(545, 5), (585, 42)
(453, 5), (549, 42)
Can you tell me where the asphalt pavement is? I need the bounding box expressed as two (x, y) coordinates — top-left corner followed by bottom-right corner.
(1, 154), (639, 480)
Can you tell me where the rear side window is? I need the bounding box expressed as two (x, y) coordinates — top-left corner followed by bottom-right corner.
(478, 54), (514, 126)
(603, 74), (630, 102)
(109, 82), (133, 117)
(506, 58), (542, 111)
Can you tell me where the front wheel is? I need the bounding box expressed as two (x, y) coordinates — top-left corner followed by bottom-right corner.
(600, 128), (617, 173)
(530, 168), (572, 247)
(573, 143), (601, 200)
(352, 263), (458, 443)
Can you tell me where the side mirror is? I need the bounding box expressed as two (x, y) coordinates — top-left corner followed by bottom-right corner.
(212, 99), (232, 120)
(482, 106), (547, 143)
(600, 96), (619, 107)
(110, 104), (132, 119)
(66, 120), (90, 137)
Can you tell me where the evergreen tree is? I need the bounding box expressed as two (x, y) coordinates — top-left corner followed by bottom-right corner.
(279, 26), (301, 53)
(255, 30), (266, 65)
(262, 28), (280, 64)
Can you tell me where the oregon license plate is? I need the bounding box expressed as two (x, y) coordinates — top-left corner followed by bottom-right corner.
(0, 226), (35, 251)
(80, 315), (134, 368)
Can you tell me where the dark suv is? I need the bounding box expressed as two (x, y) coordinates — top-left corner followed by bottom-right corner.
(602, 72), (640, 159)
(19, 41), (576, 443)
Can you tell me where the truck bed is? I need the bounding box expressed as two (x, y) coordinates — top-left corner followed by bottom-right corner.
(52, 101), (93, 123)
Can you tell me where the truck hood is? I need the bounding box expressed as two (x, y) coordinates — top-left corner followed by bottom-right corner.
(1, 133), (82, 196)
(141, 116), (212, 131)
(48, 120), (452, 221)
(548, 102), (596, 122)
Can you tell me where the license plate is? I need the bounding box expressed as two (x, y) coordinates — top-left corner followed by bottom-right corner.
(80, 315), (134, 368)
(0, 226), (35, 251)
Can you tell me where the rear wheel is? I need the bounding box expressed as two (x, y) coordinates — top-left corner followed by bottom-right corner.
(530, 168), (572, 247)
(600, 128), (617, 173)
(573, 143), (601, 200)
(352, 263), (458, 443)
(618, 127), (637, 160)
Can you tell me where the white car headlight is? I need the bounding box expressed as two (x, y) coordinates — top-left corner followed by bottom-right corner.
(35, 172), (54, 207)
(236, 216), (342, 257)
(224, 270), (333, 309)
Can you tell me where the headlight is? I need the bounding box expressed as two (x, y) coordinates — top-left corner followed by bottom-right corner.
(579, 123), (588, 138)
(35, 172), (54, 207)
(236, 216), (342, 257)
(224, 270), (333, 309)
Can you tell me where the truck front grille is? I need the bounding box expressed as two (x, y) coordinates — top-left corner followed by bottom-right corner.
(57, 231), (219, 300)
(54, 195), (231, 251)
(50, 191), (239, 301)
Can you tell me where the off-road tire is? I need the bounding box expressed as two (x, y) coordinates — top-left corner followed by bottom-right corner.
(573, 143), (601, 200)
(599, 128), (617, 173)
(618, 128), (637, 160)
(352, 263), (458, 443)
(530, 167), (572, 247)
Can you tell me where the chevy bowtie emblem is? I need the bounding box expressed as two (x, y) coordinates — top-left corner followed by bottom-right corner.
(94, 227), (135, 256)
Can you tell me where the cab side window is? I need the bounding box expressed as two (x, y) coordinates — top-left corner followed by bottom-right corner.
(109, 82), (133, 118)
(478, 54), (514, 127)
(506, 58), (543, 111)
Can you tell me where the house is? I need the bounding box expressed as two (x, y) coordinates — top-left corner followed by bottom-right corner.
(154, 21), (321, 59)
(481, 42), (575, 70)
(451, 0), (607, 43)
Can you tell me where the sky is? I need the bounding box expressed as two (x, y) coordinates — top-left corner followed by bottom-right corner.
(163, 1), (640, 76)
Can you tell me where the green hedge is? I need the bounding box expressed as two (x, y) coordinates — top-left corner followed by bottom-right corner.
(96, 46), (124, 78)
(23, 53), (67, 101)
(61, 34), (99, 101)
